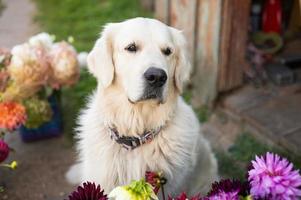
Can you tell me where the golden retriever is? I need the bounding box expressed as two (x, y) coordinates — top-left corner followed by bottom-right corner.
(67, 17), (218, 197)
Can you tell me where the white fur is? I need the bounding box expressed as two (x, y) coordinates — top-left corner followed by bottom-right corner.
(67, 17), (218, 197)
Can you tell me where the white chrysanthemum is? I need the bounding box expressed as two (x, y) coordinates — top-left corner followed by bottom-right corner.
(77, 51), (88, 68)
(28, 32), (54, 50)
(109, 186), (132, 200)
(108, 180), (158, 200)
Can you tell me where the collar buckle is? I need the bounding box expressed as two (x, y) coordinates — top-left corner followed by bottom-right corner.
(140, 131), (154, 144)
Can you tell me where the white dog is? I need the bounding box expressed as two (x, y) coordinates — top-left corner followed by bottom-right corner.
(67, 17), (218, 197)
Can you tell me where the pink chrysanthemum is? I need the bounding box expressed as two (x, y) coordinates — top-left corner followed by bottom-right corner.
(248, 152), (301, 200)
(168, 192), (201, 200)
(0, 139), (9, 163)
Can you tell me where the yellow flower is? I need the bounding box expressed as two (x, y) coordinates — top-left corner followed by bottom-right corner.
(67, 36), (75, 43)
(0, 160), (18, 170)
(10, 161), (17, 169)
(109, 179), (158, 200)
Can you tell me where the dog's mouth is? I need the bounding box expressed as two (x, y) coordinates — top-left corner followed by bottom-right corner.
(128, 88), (164, 104)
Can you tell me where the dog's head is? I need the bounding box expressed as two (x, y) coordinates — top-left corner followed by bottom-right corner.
(87, 18), (191, 104)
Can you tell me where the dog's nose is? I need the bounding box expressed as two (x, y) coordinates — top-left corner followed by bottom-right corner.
(144, 67), (167, 87)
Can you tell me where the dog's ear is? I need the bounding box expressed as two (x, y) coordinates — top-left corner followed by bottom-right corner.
(170, 27), (191, 94)
(87, 23), (116, 88)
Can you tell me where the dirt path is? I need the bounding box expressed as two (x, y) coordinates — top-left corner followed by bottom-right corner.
(1, 135), (76, 200)
(0, 0), (38, 48)
(0, 0), (77, 199)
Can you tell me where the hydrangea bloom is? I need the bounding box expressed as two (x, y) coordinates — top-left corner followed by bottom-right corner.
(0, 69), (9, 93)
(0, 48), (12, 68)
(67, 182), (107, 200)
(48, 41), (79, 88)
(9, 43), (50, 88)
(23, 97), (52, 128)
(77, 51), (88, 68)
(0, 139), (9, 163)
(248, 152), (301, 200)
(0, 102), (26, 131)
(0, 48), (12, 93)
(109, 179), (158, 200)
(28, 32), (54, 50)
(0, 81), (41, 102)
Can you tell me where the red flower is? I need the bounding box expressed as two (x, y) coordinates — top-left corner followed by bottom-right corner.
(145, 171), (167, 194)
(0, 102), (26, 131)
(67, 182), (107, 200)
(168, 192), (201, 200)
(0, 139), (9, 163)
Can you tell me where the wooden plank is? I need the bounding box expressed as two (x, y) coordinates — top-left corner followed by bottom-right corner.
(169, 0), (197, 66)
(218, 0), (233, 91)
(155, 0), (170, 24)
(222, 86), (273, 114)
(140, 0), (155, 11)
(155, 0), (251, 105)
(218, 0), (251, 91)
(191, 0), (222, 106)
(285, 129), (301, 154)
(242, 93), (301, 138)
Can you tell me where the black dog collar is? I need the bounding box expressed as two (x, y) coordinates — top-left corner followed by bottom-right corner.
(108, 126), (164, 150)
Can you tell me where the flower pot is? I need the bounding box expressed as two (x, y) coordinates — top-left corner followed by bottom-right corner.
(19, 93), (63, 142)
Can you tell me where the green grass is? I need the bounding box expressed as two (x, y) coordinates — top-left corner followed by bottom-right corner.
(33, 0), (152, 138)
(217, 133), (301, 181)
(0, 0), (5, 16)
(34, 0), (152, 51)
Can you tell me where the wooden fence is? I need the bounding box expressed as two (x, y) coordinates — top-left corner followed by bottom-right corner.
(155, 0), (251, 106)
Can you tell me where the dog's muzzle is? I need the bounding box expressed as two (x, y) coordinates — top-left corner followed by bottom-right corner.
(139, 67), (167, 102)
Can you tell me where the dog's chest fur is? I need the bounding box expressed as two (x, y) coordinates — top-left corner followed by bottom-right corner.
(76, 92), (200, 194)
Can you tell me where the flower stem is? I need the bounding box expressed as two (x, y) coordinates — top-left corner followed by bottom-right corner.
(161, 185), (166, 200)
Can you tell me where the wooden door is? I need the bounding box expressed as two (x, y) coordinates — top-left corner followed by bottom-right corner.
(155, 0), (251, 106)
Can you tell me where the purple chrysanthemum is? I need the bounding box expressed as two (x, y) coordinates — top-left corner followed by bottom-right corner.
(67, 182), (108, 200)
(207, 179), (249, 197)
(204, 190), (239, 200)
(248, 152), (301, 200)
(204, 179), (243, 200)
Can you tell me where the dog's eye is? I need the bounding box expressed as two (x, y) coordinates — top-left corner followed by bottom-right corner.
(162, 47), (172, 56)
(125, 43), (138, 53)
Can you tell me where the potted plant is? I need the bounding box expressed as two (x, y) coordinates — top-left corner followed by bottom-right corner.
(0, 33), (80, 142)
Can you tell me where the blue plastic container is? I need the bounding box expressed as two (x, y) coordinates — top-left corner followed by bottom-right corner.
(19, 93), (63, 142)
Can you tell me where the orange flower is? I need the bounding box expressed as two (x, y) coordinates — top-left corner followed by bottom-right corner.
(0, 102), (26, 131)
